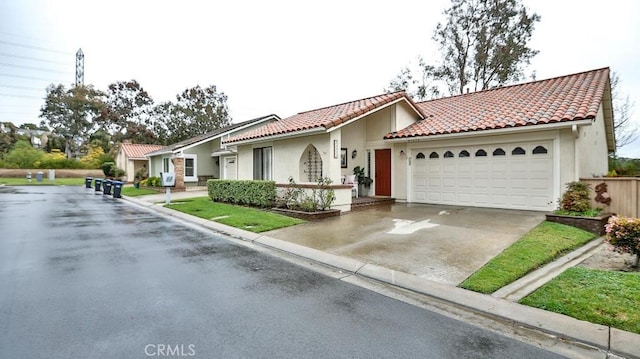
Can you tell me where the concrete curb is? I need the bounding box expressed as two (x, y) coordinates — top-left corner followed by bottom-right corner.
(492, 237), (606, 301)
(120, 195), (639, 359)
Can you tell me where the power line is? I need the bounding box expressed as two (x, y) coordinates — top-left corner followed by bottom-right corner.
(0, 92), (43, 99)
(0, 39), (73, 56)
(0, 52), (69, 66)
(0, 72), (66, 83)
(0, 83), (46, 92)
(0, 62), (72, 75)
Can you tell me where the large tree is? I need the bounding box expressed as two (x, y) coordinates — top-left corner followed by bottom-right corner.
(610, 71), (637, 151)
(387, 0), (540, 98)
(96, 80), (157, 144)
(152, 85), (232, 145)
(39, 84), (105, 158)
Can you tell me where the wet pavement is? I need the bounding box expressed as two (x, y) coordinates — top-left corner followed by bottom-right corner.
(0, 186), (564, 358)
(266, 203), (545, 285)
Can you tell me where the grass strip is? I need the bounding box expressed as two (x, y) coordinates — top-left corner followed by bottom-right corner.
(460, 221), (595, 293)
(520, 267), (640, 334)
(165, 196), (304, 233)
(0, 177), (85, 186)
(121, 186), (160, 197)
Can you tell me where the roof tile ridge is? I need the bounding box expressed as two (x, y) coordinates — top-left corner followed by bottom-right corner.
(415, 67), (611, 106)
(296, 91), (406, 115)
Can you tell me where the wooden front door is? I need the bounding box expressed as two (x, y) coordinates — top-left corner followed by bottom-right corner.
(375, 149), (392, 196)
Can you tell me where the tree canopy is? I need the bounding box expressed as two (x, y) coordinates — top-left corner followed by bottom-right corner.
(386, 0), (540, 99)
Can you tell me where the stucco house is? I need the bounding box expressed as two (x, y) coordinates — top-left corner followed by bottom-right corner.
(222, 67), (615, 212)
(145, 115), (279, 187)
(115, 143), (164, 183)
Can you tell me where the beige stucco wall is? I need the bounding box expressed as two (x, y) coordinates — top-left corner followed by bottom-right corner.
(340, 118), (366, 177)
(395, 101), (419, 131)
(114, 149), (130, 182)
(365, 106), (393, 142)
(576, 104), (609, 178)
(183, 138), (221, 179)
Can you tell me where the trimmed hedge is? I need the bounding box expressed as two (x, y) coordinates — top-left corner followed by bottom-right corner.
(207, 179), (276, 207)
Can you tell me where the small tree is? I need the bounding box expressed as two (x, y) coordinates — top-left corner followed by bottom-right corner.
(605, 216), (640, 268)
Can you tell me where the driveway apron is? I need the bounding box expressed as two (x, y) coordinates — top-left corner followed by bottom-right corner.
(265, 204), (545, 285)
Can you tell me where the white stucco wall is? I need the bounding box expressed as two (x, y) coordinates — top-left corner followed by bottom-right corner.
(576, 104), (609, 178)
(340, 118), (365, 177)
(183, 138), (221, 179)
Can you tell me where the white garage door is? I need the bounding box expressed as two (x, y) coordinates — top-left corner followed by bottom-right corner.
(412, 142), (553, 210)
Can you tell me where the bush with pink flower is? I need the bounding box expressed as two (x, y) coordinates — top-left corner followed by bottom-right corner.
(605, 215), (640, 268)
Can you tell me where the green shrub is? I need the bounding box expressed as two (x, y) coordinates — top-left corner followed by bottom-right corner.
(140, 176), (161, 187)
(560, 181), (591, 213)
(112, 167), (125, 179)
(102, 161), (115, 177)
(207, 179), (276, 207)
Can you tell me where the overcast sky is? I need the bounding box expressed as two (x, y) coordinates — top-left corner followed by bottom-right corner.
(1, 0), (639, 156)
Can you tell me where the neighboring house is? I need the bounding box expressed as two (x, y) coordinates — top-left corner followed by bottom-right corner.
(145, 115), (280, 187)
(115, 143), (164, 182)
(223, 67), (615, 212)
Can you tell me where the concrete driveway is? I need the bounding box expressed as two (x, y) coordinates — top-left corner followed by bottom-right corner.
(265, 204), (545, 285)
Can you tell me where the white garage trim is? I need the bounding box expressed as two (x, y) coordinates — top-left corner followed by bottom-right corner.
(410, 141), (555, 211)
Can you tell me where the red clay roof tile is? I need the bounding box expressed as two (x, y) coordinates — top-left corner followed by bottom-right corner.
(120, 143), (164, 160)
(386, 67), (610, 139)
(225, 91), (423, 143)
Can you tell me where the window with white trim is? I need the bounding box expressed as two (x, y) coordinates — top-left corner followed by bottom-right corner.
(163, 158), (170, 172)
(183, 154), (197, 182)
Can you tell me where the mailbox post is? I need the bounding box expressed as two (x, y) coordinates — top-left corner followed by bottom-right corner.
(160, 172), (176, 204)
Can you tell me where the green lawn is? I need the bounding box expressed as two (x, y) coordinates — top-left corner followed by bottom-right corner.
(0, 177), (85, 186)
(121, 186), (160, 197)
(165, 196), (304, 233)
(460, 221), (596, 293)
(520, 267), (640, 334)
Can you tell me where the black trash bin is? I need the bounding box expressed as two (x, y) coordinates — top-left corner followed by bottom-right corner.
(94, 178), (103, 192)
(85, 177), (93, 188)
(103, 180), (113, 195)
(112, 181), (123, 198)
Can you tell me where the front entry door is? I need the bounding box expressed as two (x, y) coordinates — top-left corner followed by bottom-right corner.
(224, 157), (237, 180)
(375, 149), (391, 196)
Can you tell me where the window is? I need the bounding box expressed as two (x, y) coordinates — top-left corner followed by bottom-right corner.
(183, 154), (197, 182)
(512, 147), (526, 155)
(416, 152), (426, 159)
(301, 145), (322, 182)
(163, 158), (170, 172)
(459, 150), (470, 158)
(475, 149), (487, 157)
(532, 145), (548, 154)
(444, 151), (454, 158)
(492, 148), (506, 156)
(253, 147), (272, 180)
(428, 152), (438, 159)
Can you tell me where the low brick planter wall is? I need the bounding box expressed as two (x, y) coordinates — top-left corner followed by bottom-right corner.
(271, 208), (341, 221)
(545, 213), (614, 236)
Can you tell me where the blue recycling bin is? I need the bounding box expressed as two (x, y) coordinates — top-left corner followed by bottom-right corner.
(112, 181), (123, 198)
(103, 179), (113, 195)
(36, 171), (43, 182)
(85, 177), (93, 188)
(94, 178), (103, 192)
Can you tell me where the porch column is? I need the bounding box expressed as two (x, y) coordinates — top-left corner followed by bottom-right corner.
(172, 157), (186, 190)
(329, 129), (342, 184)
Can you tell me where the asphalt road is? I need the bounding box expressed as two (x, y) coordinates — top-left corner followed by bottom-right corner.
(0, 186), (565, 359)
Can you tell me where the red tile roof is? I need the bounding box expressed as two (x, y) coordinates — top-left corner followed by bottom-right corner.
(120, 143), (164, 160)
(225, 91), (423, 143)
(385, 67), (611, 139)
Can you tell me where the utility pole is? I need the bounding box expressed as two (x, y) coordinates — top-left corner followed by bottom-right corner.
(75, 48), (84, 87)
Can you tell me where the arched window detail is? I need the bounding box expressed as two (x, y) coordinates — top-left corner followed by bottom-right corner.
(512, 147), (526, 155)
(475, 149), (487, 157)
(459, 150), (470, 157)
(493, 148), (506, 156)
(416, 152), (426, 159)
(428, 152), (438, 159)
(444, 151), (454, 158)
(532, 146), (548, 154)
(299, 144), (322, 182)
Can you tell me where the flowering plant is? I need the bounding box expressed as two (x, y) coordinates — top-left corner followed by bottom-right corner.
(605, 215), (640, 267)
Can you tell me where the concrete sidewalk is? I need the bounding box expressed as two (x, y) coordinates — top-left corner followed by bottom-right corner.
(122, 193), (639, 359)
